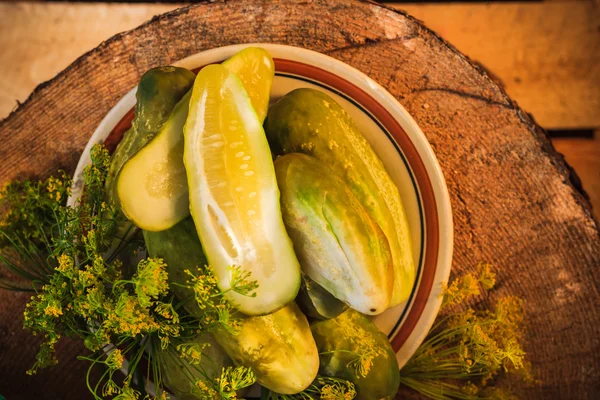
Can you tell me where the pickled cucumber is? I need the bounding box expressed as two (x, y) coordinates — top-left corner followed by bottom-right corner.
(106, 66), (195, 204)
(265, 88), (415, 306)
(214, 303), (319, 394)
(274, 153), (393, 315)
(311, 309), (400, 399)
(184, 64), (300, 316)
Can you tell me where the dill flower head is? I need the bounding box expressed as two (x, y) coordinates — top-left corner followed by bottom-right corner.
(214, 366), (256, 398)
(399, 263), (532, 399)
(106, 348), (124, 370)
(133, 258), (169, 307)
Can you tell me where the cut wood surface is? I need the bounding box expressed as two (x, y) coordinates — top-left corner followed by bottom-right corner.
(0, 1), (599, 399)
(1, 1), (599, 131)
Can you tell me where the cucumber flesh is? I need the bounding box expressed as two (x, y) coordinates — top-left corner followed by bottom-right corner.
(115, 48), (274, 231)
(117, 93), (191, 231)
(184, 64), (300, 316)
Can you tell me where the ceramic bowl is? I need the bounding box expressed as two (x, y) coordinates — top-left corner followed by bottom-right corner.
(69, 44), (453, 375)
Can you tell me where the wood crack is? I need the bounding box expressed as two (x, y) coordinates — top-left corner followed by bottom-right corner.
(326, 33), (420, 54)
(409, 86), (512, 109)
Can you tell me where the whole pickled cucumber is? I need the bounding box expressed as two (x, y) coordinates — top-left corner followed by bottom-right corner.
(311, 309), (400, 400)
(106, 66), (196, 203)
(274, 153), (393, 315)
(214, 303), (319, 394)
(143, 220), (318, 395)
(158, 334), (234, 400)
(265, 89), (415, 306)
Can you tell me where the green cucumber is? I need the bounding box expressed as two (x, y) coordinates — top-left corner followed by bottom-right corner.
(214, 303), (319, 394)
(118, 92), (191, 231)
(311, 309), (400, 400)
(106, 66), (195, 204)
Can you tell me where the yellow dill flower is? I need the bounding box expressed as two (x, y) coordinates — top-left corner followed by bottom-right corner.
(177, 342), (208, 365)
(46, 177), (57, 194)
(55, 254), (74, 277)
(91, 255), (106, 277)
(321, 383), (355, 400)
(106, 349), (124, 370)
(214, 366), (256, 398)
(133, 258), (169, 307)
(75, 269), (96, 289)
(102, 379), (119, 397)
(105, 292), (160, 337)
(156, 302), (174, 320)
(328, 311), (385, 378)
(494, 296), (525, 329)
(113, 383), (140, 400)
(442, 272), (481, 308)
(478, 263), (497, 290)
(193, 380), (218, 398)
(43, 303), (63, 318)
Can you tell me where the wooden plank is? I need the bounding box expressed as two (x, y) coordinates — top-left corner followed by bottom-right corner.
(395, 2), (600, 130)
(0, 2), (598, 131)
(553, 135), (600, 219)
(0, 2), (177, 119)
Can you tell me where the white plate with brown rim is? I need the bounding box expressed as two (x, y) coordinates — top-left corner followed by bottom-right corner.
(69, 43), (453, 391)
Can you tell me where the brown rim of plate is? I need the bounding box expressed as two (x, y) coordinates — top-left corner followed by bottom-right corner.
(104, 58), (440, 352)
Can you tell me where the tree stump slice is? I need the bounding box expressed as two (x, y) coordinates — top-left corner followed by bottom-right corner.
(0, 1), (598, 398)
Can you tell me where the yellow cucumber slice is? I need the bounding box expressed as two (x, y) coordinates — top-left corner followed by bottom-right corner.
(184, 63), (300, 316)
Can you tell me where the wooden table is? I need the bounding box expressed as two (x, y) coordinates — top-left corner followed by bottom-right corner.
(0, 1), (599, 398)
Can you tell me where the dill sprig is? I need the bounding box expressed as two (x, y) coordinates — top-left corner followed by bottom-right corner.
(262, 376), (357, 399)
(399, 263), (533, 399)
(0, 171), (71, 290)
(0, 143), (257, 399)
(182, 264), (258, 334)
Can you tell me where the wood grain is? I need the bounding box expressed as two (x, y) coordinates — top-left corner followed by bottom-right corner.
(1, 2), (599, 130)
(0, 1), (599, 399)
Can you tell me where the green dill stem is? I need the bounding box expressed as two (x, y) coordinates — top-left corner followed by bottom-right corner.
(83, 357), (103, 400)
(399, 377), (465, 400)
(93, 365), (112, 396)
(319, 349), (361, 356)
(150, 338), (163, 395)
(105, 223), (139, 265)
(0, 233), (48, 282)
